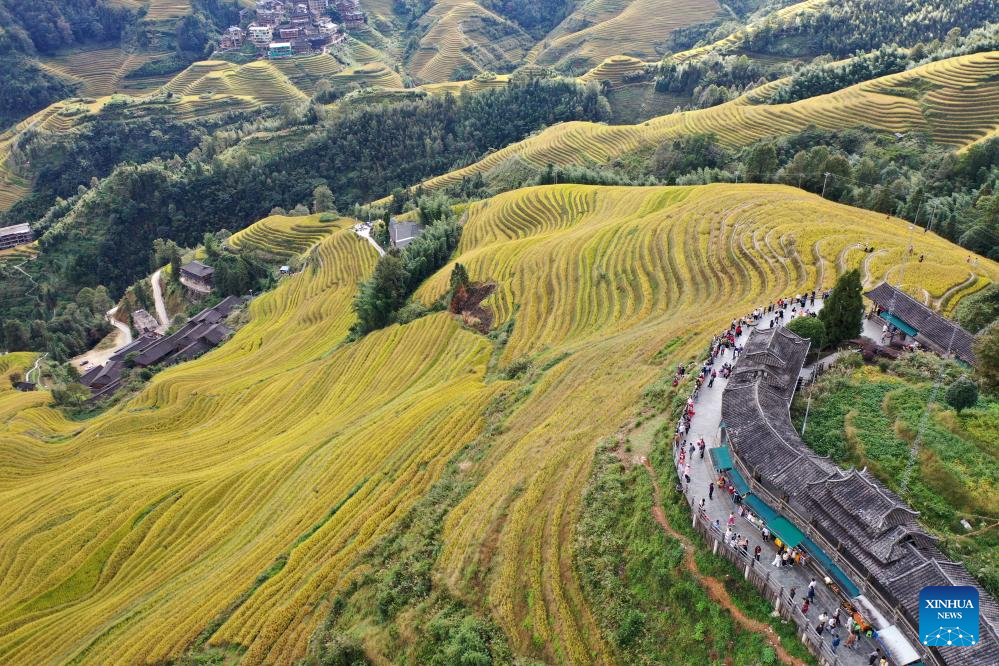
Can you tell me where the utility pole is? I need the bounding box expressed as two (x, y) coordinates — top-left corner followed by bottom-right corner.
(820, 172), (831, 199)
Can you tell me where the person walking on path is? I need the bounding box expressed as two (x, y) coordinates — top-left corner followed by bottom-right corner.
(807, 578), (817, 601)
(801, 599), (810, 615)
(727, 512), (736, 527)
(771, 551), (782, 567)
(754, 545), (761, 562)
(761, 527), (770, 543)
(789, 587), (796, 602)
(708, 482), (714, 500)
(846, 621), (859, 649)
(816, 612), (827, 636)
(831, 632), (841, 653)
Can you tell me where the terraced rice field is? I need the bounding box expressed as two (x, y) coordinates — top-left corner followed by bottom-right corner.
(228, 61), (310, 104)
(3, 184), (993, 664)
(328, 63), (404, 90)
(39, 48), (167, 97)
(393, 51), (999, 199)
(672, 0), (828, 63)
(160, 61), (239, 96)
(144, 0), (192, 20)
(532, 0), (721, 70)
(409, 0), (532, 83)
(579, 55), (646, 87)
(270, 54), (344, 93)
(227, 213), (345, 258)
(0, 228), (503, 664)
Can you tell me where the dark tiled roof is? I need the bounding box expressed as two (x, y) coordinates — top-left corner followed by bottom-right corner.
(866, 283), (976, 364)
(723, 326), (999, 665)
(181, 260), (214, 279)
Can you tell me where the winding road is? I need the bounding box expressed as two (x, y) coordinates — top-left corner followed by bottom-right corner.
(354, 225), (386, 256)
(150, 269), (170, 332)
(69, 305), (132, 370)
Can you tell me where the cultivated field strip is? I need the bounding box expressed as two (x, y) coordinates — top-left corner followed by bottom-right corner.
(0, 229), (498, 664)
(579, 55), (647, 87)
(40, 48), (167, 97)
(671, 0), (828, 63)
(391, 51), (999, 201)
(409, 0), (532, 83)
(2, 185), (997, 664)
(534, 0), (721, 70)
(227, 213), (346, 258)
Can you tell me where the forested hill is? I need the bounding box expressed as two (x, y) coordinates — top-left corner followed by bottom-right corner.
(0, 78), (609, 358)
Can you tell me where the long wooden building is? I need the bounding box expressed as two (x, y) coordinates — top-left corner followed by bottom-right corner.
(720, 326), (998, 666)
(866, 282), (977, 364)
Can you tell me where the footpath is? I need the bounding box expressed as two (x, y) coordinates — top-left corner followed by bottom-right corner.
(651, 298), (893, 666)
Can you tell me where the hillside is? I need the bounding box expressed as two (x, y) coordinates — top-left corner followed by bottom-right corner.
(1, 184), (996, 664)
(397, 50), (999, 198)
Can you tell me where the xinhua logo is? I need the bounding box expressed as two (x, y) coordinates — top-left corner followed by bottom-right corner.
(920, 586), (979, 647)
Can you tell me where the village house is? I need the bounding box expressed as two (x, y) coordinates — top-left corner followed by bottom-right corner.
(0, 223), (33, 251)
(80, 297), (246, 400)
(865, 282), (977, 364)
(132, 309), (160, 335)
(247, 24), (274, 48)
(180, 260), (214, 294)
(268, 41), (294, 58)
(220, 26), (245, 50)
(334, 0), (366, 29)
(389, 219), (423, 249)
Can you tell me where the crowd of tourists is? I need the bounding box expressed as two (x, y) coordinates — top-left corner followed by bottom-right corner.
(667, 291), (898, 664)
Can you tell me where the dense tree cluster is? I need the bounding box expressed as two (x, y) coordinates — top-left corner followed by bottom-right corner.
(819, 269), (864, 348)
(769, 46), (910, 104)
(0, 0), (134, 56)
(0, 59), (76, 129)
(352, 210), (462, 337)
(480, 0), (574, 36)
(741, 0), (999, 58)
(0, 286), (113, 361)
(654, 53), (773, 105)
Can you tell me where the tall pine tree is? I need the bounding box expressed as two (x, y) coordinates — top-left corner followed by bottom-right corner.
(820, 269), (863, 347)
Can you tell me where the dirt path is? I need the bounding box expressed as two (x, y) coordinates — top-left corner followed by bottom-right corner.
(70, 305), (132, 370)
(641, 459), (808, 666)
(27, 352), (47, 384)
(354, 225), (386, 256)
(150, 269), (170, 332)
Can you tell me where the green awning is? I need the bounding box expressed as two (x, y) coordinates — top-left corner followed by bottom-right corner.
(883, 312), (918, 337)
(768, 516), (806, 548)
(709, 446), (733, 472)
(744, 494), (778, 523)
(728, 467), (751, 496)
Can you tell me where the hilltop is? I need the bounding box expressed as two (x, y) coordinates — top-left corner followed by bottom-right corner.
(398, 50), (999, 197)
(1, 183), (996, 664)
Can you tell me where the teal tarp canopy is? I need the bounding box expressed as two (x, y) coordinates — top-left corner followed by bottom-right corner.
(709, 447), (733, 472)
(728, 467), (751, 496)
(802, 536), (862, 598)
(883, 312), (918, 337)
(768, 516), (805, 548)
(744, 494), (778, 523)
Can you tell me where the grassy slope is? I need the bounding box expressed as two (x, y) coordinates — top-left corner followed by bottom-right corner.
(1, 184), (997, 664)
(794, 355), (999, 597)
